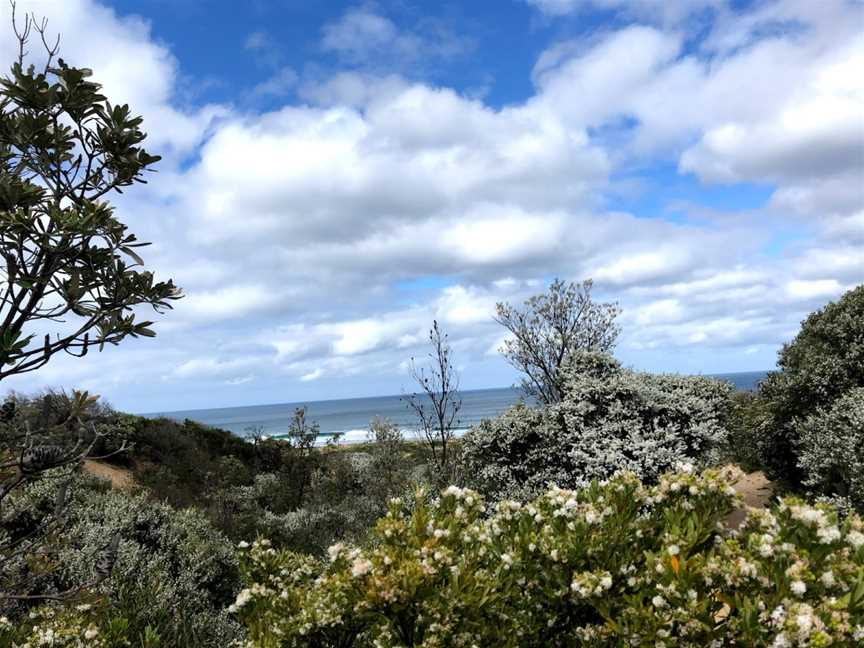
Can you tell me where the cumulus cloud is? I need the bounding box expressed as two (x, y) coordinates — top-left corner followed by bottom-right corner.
(0, 0), (860, 411)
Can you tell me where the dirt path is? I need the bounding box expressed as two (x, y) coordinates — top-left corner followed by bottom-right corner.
(82, 459), (136, 490)
(726, 469), (775, 529)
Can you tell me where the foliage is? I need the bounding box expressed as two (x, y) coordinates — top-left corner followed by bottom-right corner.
(0, 6), (181, 381)
(209, 419), (413, 556)
(1, 471), (241, 647)
(233, 466), (864, 647)
(459, 352), (735, 501)
(362, 417), (410, 503)
(0, 390), (127, 604)
(108, 414), (259, 507)
(758, 285), (864, 484)
(403, 321), (461, 481)
(495, 278), (621, 404)
(796, 388), (864, 512)
(722, 390), (773, 472)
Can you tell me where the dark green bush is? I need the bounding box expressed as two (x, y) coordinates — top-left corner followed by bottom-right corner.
(758, 285), (864, 484)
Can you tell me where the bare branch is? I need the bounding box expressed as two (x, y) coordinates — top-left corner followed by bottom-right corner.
(403, 320), (462, 481)
(495, 278), (621, 404)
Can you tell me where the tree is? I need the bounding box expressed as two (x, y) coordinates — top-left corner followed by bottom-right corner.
(279, 407), (320, 510)
(494, 278), (621, 404)
(757, 284), (864, 484)
(0, 2), (181, 382)
(0, 4), (177, 608)
(404, 320), (462, 481)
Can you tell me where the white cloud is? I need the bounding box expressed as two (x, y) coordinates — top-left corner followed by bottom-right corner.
(525, 0), (723, 23)
(1, 0), (861, 411)
(320, 5), (471, 67)
(785, 279), (845, 301)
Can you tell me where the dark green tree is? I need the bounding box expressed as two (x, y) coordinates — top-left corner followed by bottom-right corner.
(757, 284), (864, 483)
(0, 4), (178, 608)
(0, 3), (181, 382)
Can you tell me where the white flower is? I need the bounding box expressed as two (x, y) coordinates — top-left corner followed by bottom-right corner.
(816, 525), (841, 543)
(846, 530), (864, 548)
(795, 613), (813, 634)
(351, 558), (372, 578)
(84, 628), (99, 639)
(238, 541), (249, 549)
(327, 542), (345, 562)
(820, 570), (835, 587)
(667, 545), (680, 557)
(652, 595), (667, 608)
(228, 588), (252, 613)
(771, 633), (791, 648)
(770, 605), (786, 624)
(790, 580), (807, 596)
(676, 462), (694, 474)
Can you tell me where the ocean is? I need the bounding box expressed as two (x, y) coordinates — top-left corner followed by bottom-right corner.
(146, 370), (768, 445)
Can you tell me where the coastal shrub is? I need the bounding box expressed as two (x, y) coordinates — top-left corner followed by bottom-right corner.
(723, 390), (773, 472)
(361, 417), (410, 502)
(796, 388), (864, 512)
(758, 285), (864, 484)
(233, 466), (864, 647)
(2, 473), (242, 646)
(459, 352), (735, 500)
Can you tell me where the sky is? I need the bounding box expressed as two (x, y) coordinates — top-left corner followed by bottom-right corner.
(0, 0), (862, 413)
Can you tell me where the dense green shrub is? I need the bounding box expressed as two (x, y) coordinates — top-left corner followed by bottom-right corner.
(796, 388), (864, 512)
(459, 352), (735, 500)
(758, 285), (864, 484)
(233, 466), (864, 647)
(722, 390), (774, 472)
(124, 416), (260, 506)
(360, 418), (411, 502)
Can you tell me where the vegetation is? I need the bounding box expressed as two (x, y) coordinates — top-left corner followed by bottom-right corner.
(0, 389), (127, 604)
(235, 466), (864, 647)
(796, 388), (864, 513)
(3, 472), (242, 646)
(495, 278), (621, 404)
(459, 351), (735, 501)
(403, 320), (462, 483)
(756, 285), (864, 485)
(0, 5), (180, 382)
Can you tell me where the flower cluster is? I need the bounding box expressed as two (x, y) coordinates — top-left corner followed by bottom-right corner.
(1, 605), (106, 648)
(234, 467), (864, 647)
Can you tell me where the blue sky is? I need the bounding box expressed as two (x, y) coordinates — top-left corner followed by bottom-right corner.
(1, 0), (862, 412)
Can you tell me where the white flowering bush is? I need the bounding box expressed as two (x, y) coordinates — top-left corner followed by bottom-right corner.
(1, 473), (242, 646)
(796, 388), (864, 512)
(233, 466), (864, 647)
(0, 605), (109, 648)
(460, 352), (735, 500)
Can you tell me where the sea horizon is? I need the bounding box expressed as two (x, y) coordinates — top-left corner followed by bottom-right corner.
(145, 370), (770, 444)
